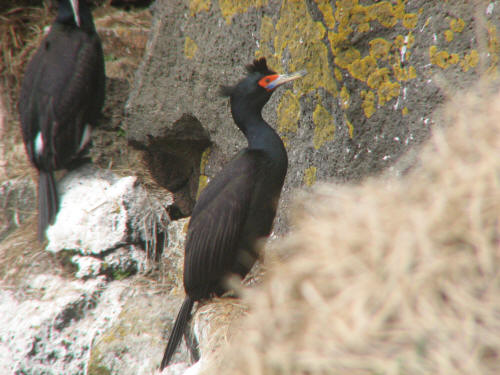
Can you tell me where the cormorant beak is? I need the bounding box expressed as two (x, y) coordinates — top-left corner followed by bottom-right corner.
(70, 0), (81, 27)
(264, 69), (307, 91)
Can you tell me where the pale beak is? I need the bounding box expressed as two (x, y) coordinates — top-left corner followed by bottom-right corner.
(70, 0), (81, 27)
(266, 69), (307, 90)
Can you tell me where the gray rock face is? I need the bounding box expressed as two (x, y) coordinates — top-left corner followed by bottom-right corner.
(125, 0), (499, 234)
(0, 275), (125, 375)
(0, 177), (36, 241)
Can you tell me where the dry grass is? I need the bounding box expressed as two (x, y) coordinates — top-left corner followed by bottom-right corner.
(204, 80), (500, 375)
(0, 4), (53, 182)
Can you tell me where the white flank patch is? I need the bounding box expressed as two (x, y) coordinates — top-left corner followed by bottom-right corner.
(78, 124), (91, 152)
(34, 131), (44, 156)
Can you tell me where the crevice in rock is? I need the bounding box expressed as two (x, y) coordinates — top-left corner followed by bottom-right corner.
(130, 114), (211, 219)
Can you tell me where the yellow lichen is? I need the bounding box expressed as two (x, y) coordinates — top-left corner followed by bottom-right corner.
(487, 23), (499, 74)
(333, 46), (361, 69)
(369, 38), (392, 59)
(450, 18), (465, 33)
(393, 64), (417, 81)
(367, 67), (390, 89)
(259, 16), (274, 44)
(277, 90), (301, 134)
(449, 53), (460, 65)
(368, 2), (397, 28)
(394, 34), (406, 49)
(328, 32), (345, 55)
(340, 86), (350, 109)
(378, 80), (400, 106)
(312, 102), (335, 149)
(314, 0), (335, 29)
(189, 0), (211, 15)
(445, 30), (454, 42)
(270, 0), (335, 95)
(461, 49), (479, 72)
(334, 68), (343, 82)
(347, 55), (377, 82)
(184, 36), (198, 59)
(361, 90), (375, 118)
(402, 13), (418, 29)
(218, 0), (267, 24)
(303, 166), (317, 187)
(196, 147), (211, 197)
(429, 45), (452, 69)
(344, 114), (354, 138)
(199, 147), (211, 173)
(197, 175), (209, 198)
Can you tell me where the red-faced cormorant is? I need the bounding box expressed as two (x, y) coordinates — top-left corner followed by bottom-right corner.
(18, 0), (105, 241)
(160, 58), (306, 369)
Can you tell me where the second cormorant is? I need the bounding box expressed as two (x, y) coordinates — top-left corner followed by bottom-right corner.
(160, 58), (306, 369)
(18, 0), (105, 241)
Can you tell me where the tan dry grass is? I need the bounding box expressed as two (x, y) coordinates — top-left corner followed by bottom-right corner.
(204, 81), (500, 375)
(0, 4), (53, 182)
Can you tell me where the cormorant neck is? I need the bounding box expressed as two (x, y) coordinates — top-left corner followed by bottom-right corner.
(56, 0), (96, 32)
(230, 99), (286, 158)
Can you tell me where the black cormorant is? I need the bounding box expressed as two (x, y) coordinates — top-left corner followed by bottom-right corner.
(18, 0), (105, 241)
(160, 58), (306, 369)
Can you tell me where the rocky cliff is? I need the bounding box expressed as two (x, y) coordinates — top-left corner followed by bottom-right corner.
(0, 1), (499, 374)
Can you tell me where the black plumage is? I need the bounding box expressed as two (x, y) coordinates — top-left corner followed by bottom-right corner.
(160, 58), (306, 369)
(18, 0), (105, 241)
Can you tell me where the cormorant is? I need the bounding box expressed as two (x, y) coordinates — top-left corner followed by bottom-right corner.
(18, 0), (105, 241)
(160, 58), (306, 369)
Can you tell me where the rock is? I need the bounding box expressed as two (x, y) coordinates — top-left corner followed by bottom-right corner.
(0, 177), (36, 241)
(0, 274), (126, 374)
(87, 219), (190, 374)
(46, 164), (171, 278)
(87, 287), (182, 375)
(125, 0), (499, 235)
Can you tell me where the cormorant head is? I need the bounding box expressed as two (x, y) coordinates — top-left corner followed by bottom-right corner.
(221, 58), (306, 116)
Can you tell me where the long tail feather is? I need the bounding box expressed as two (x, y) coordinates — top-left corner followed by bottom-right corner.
(160, 297), (194, 370)
(38, 170), (58, 242)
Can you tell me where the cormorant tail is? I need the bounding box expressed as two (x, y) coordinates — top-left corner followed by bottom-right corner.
(160, 297), (194, 370)
(38, 170), (58, 242)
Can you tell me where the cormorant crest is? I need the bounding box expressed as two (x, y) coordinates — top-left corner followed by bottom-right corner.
(220, 58), (276, 97)
(245, 57), (276, 75)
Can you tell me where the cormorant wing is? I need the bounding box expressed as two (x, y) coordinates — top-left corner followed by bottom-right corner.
(183, 149), (268, 297)
(19, 26), (104, 169)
